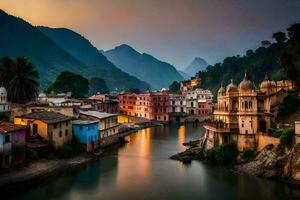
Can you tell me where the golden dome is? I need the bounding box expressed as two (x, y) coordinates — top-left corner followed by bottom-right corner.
(260, 75), (276, 89)
(218, 83), (226, 96)
(226, 79), (238, 93)
(239, 72), (255, 93)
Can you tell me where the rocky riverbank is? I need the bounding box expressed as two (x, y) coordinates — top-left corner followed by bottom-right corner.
(236, 143), (300, 184)
(171, 139), (300, 184)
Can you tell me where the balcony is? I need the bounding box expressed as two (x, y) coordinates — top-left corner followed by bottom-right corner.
(204, 119), (239, 133)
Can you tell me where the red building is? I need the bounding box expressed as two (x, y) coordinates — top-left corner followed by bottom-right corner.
(197, 99), (212, 116)
(118, 91), (169, 121)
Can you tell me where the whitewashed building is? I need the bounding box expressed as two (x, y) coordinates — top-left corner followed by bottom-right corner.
(0, 86), (10, 113)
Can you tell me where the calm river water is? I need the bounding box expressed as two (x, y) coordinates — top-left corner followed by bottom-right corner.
(18, 124), (300, 200)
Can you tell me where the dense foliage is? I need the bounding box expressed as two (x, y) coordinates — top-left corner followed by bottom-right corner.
(280, 128), (295, 145)
(241, 149), (255, 161)
(278, 94), (300, 117)
(0, 57), (39, 103)
(47, 71), (89, 98)
(268, 127), (295, 145)
(89, 77), (109, 95)
(168, 81), (180, 93)
(198, 23), (300, 96)
(205, 143), (238, 165)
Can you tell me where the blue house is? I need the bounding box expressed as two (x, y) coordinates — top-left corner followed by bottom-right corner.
(72, 120), (99, 152)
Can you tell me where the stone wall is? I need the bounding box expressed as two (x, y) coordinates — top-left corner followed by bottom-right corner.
(256, 134), (280, 152)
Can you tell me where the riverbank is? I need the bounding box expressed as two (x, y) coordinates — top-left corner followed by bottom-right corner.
(170, 140), (300, 185)
(0, 153), (93, 196)
(0, 123), (162, 196)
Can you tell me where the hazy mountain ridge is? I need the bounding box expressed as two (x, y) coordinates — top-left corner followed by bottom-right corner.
(38, 26), (151, 91)
(184, 57), (209, 76)
(0, 9), (150, 91)
(103, 44), (184, 89)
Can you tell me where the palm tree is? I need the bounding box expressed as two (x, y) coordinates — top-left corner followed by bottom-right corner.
(0, 57), (39, 103)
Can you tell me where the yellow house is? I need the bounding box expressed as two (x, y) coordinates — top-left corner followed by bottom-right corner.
(14, 111), (72, 149)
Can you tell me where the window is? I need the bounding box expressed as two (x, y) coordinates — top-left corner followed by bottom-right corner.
(65, 130), (68, 136)
(54, 123), (57, 128)
(5, 135), (10, 143)
(66, 121), (68, 126)
(59, 131), (62, 137)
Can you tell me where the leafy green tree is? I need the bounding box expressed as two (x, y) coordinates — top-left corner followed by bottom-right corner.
(272, 32), (287, 43)
(168, 81), (180, 93)
(278, 94), (300, 117)
(48, 71), (89, 98)
(278, 52), (299, 87)
(287, 23), (300, 41)
(89, 77), (109, 94)
(261, 40), (271, 47)
(0, 57), (39, 103)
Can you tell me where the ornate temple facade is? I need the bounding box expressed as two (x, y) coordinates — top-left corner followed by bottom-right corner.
(203, 73), (293, 151)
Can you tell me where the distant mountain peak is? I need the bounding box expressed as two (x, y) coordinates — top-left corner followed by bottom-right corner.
(184, 57), (209, 76)
(115, 44), (137, 52)
(103, 45), (183, 89)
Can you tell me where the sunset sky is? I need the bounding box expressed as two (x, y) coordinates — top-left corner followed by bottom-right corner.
(1, 0), (300, 69)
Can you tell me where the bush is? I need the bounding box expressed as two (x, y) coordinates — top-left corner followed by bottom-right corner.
(280, 128), (294, 145)
(205, 143), (238, 165)
(268, 128), (283, 138)
(241, 149), (254, 160)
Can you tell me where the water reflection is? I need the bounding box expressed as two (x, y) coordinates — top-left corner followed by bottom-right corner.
(17, 123), (300, 200)
(178, 125), (185, 147)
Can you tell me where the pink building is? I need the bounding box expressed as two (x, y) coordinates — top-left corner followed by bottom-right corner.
(197, 99), (212, 116)
(118, 91), (169, 122)
(0, 122), (26, 168)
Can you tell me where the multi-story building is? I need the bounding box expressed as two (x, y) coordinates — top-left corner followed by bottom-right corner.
(14, 111), (72, 149)
(180, 73), (201, 92)
(118, 91), (169, 122)
(169, 94), (186, 113)
(0, 86), (10, 115)
(72, 120), (99, 152)
(197, 99), (211, 116)
(0, 122), (26, 168)
(118, 92), (137, 116)
(89, 93), (119, 114)
(79, 111), (120, 147)
(185, 90), (198, 115)
(203, 73), (293, 151)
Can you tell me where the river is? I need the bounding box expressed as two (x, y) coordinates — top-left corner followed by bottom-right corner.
(18, 124), (300, 200)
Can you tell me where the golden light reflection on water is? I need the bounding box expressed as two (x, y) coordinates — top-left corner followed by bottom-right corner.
(116, 128), (151, 190)
(178, 125), (185, 148)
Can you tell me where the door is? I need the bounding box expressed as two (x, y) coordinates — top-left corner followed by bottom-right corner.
(32, 124), (38, 136)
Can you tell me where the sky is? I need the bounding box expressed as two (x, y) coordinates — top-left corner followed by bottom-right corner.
(1, 0), (300, 70)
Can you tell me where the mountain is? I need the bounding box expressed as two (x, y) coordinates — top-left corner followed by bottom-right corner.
(37, 26), (150, 91)
(103, 44), (184, 89)
(0, 9), (149, 91)
(184, 57), (209, 76)
(178, 70), (191, 80)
